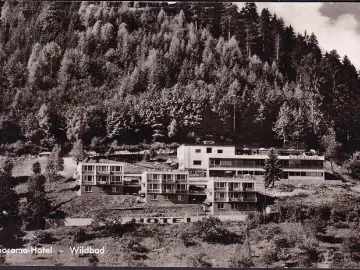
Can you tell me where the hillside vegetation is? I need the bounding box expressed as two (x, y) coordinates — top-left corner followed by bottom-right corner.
(0, 2), (358, 158)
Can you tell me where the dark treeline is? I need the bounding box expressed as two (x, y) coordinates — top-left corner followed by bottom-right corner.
(0, 1), (359, 155)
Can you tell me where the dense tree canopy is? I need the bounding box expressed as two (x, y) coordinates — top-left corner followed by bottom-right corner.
(0, 1), (358, 155)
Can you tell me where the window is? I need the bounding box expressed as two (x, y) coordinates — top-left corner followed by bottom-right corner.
(206, 148), (212, 153)
(151, 195), (158, 200)
(82, 175), (93, 182)
(99, 186), (105, 193)
(218, 203), (224, 210)
(112, 186), (121, 193)
(245, 203), (252, 210)
(84, 186), (92, 193)
(195, 149), (201, 153)
(231, 203), (240, 210)
(177, 195), (184, 201)
(83, 165), (94, 172)
(97, 166), (108, 171)
(110, 166), (122, 172)
(216, 192), (225, 198)
(97, 176), (108, 182)
(165, 195), (171, 200)
(193, 160), (202, 165)
(163, 174), (172, 180)
(217, 149), (223, 154)
(215, 182), (226, 188)
(243, 183), (254, 190)
(148, 184), (159, 190)
(176, 174), (187, 180)
(177, 184), (186, 191)
(111, 176), (122, 183)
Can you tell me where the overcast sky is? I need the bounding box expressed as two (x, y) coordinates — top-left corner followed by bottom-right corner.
(236, 3), (360, 69)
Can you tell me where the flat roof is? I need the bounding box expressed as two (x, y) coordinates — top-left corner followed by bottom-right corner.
(179, 144), (306, 151)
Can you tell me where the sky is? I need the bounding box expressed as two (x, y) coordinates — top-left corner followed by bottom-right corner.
(236, 3), (360, 69)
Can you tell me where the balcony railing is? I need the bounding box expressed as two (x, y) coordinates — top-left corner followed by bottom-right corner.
(209, 164), (323, 169)
(243, 187), (255, 191)
(110, 181), (123, 185)
(189, 190), (207, 194)
(229, 197), (242, 202)
(214, 197), (227, 202)
(82, 170), (94, 174)
(229, 188), (243, 192)
(96, 180), (109, 185)
(210, 164), (264, 168)
(164, 189), (176, 193)
(243, 197), (257, 202)
(147, 189), (160, 193)
(214, 187), (227, 191)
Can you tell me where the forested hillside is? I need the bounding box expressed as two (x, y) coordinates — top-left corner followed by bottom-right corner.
(0, 1), (359, 155)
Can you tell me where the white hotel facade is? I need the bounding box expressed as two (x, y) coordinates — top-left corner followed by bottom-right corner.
(177, 144), (325, 183)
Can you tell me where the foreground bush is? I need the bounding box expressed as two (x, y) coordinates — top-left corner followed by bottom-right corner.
(190, 217), (244, 245)
(33, 231), (55, 245)
(229, 256), (254, 268)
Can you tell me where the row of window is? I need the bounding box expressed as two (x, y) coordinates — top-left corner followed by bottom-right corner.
(147, 184), (187, 190)
(215, 192), (255, 199)
(215, 182), (254, 189)
(209, 158), (323, 168)
(150, 194), (185, 201)
(147, 174), (188, 180)
(82, 175), (123, 182)
(82, 165), (123, 172)
(84, 186), (121, 193)
(195, 148), (223, 154)
(217, 203), (254, 210)
(288, 172), (324, 177)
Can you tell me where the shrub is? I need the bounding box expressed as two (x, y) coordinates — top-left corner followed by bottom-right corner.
(192, 217), (244, 244)
(127, 239), (148, 254)
(342, 233), (360, 260)
(88, 254), (99, 266)
(298, 239), (323, 267)
(273, 235), (294, 249)
(189, 253), (212, 267)
(0, 254), (6, 265)
(228, 256), (254, 268)
(247, 211), (265, 228)
(34, 231), (55, 244)
(92, 214), (139, 237)
(180, 232), (197, 247)
(262, 246), (279, 266)
(73, 228), (89, 243)
(278, 184), (296, 192)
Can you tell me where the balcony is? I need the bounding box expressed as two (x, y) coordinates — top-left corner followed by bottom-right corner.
(229, 188), (243, 192)
(243, 197), (257, 202)
(210, 164), (264, 168)
(214, 187), (227, 191)
(163, 189), (176, 193)
(82, 170), (94, 174)
(147, 179), (161, 183)
(214, 197), (227, 202)
(96, 180), (110, 185)
(110, 181), (123, 185)
(162, 179), (175, 183)
(147, 189), (160, 193)
(229, 197), (242, 202)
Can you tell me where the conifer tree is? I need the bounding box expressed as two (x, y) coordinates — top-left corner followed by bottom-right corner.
(263, 148), (282, 188)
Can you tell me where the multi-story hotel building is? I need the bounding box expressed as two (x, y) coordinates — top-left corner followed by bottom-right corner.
(177, 144), (325, 183)
(207, 176), (259, 214)
(77, 162), (125, 195)
(141, 170), (189, 204)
